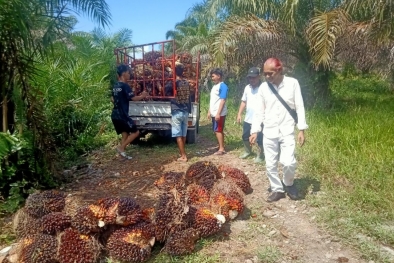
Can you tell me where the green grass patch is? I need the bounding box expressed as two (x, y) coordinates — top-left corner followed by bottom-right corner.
(298, 74), (394, 262)
(199, 75), (394, 262)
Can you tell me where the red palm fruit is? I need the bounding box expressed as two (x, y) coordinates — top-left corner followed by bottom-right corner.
(57, 228), (101, 263)
(154, 172), (184, 192)
(17, 234), (58, 263)
(185, 161), (222, 190)
(41, 212), (71, 235)
(218, 165), (251, 193)
(187, 206), (225, 237)
(25, 190), (66, 218)
(186, 183), (210, 206)
(13, 208), (41, 238)
(210, 179), (245, 220)
(106, 222), (155, 263)
(162, 228), (200, 256)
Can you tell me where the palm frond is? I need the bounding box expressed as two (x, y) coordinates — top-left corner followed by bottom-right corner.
(61, 0), (111, 27)
(306, 9), (349, 68)
(336, 21), (393, 74)
(211, 13), (286, 67)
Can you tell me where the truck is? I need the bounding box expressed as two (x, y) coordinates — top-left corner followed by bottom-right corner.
(114, 40), (200, 143)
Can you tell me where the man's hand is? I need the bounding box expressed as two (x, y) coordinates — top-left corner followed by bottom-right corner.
(298, 130), (305, 147)
(215, 114), (221, 121)
(236, 115), (242, 124)
(249, 133), (257, 145)
(207, 111), (211, 121)
(140, 91), (149, 98)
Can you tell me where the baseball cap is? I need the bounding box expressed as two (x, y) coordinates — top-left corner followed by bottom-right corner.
(246, 67), (261, 77)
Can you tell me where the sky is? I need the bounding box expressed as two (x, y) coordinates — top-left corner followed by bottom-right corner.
(74, 0), (202, 45)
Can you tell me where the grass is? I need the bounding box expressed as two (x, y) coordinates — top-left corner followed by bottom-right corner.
(257, 246), (282, 263)
(294, 75), (394, 262)
(199, 74), (394, 262)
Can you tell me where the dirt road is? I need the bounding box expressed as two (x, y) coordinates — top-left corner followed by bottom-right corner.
(61, 133), (365, 263)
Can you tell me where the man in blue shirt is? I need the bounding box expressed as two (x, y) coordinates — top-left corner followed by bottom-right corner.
(207, 68), (228, 155)
(111, 64), (148, 159)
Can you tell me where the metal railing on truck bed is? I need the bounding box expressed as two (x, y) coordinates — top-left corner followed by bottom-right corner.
(114, 40), (200, 102)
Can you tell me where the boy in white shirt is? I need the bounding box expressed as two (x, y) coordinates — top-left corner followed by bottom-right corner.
(250, 58), (308, 202)
(236, 67), (264, 163)
(207, 68), (228, 155)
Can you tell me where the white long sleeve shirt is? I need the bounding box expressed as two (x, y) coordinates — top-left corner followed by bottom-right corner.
(241, 84), (262, 123)
(251, 76), (308, 139)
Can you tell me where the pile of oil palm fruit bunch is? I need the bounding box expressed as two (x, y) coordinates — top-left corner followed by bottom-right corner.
(2, 162), (250, 263)
(129, 51), (198, 97)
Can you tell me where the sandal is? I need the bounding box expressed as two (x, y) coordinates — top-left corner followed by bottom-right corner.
(213, 150), (226, 155)
(116, 147), (132, 160)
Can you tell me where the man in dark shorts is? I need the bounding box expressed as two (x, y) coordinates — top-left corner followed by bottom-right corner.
(165, 63), (192, 162)
(111, 64), (148, 159)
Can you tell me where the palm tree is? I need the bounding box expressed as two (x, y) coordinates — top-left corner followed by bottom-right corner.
(182, 0), (393, 104)
(0, 0), (111, 201)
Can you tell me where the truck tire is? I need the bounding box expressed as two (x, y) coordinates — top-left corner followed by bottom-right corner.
(186, 127), (197, 144)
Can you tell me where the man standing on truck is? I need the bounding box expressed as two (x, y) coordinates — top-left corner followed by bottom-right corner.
(165, 63), (192, 162)
(207, 68), (228, 155)
(236, 67), (264, 163)
(111, 64), (148, 160)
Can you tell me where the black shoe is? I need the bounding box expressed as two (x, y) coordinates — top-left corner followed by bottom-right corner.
(286, 184), (299, 200)
(267, 192), (286, 202)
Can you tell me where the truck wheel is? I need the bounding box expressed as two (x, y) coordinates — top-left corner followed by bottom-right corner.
(186, 127), (197, 144)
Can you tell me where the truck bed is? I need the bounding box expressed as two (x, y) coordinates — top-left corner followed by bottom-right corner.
(129, 101), (199, 130)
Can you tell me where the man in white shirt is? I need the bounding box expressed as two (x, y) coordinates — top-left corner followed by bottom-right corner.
(207, 68), (229, 155)
(250, 58), (308, 202)
(236, 67), (264, 163)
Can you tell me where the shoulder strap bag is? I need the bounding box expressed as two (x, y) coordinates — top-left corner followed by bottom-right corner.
(266, 82), (298, 124)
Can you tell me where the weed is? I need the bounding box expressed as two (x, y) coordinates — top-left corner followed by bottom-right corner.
(257, 246), (282, 263)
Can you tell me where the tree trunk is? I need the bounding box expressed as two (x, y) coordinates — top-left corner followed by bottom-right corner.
(2, 95), (7, 132)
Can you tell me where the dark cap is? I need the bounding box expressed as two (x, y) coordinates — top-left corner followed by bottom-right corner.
(246, 67), (261, 77)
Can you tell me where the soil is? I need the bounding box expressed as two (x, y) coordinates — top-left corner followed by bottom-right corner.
(57, 132), (366, 263)
(1, 133), (367, 263)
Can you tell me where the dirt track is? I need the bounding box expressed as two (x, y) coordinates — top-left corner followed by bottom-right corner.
(61, 133), (365, 263)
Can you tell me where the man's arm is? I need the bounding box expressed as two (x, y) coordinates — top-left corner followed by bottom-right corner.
(131, 91), (149, 101)
(293, 80), (308, 146)
(249, 85), (265, 144)
(237, 101), (246, 123)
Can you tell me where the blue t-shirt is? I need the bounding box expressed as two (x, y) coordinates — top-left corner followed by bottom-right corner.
(111, 82), (134, 121)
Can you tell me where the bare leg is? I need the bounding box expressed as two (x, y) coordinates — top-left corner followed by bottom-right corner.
(118, 131), (139, 152)
(215, 132), (225, 152)
(176, 136), (187, 161)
